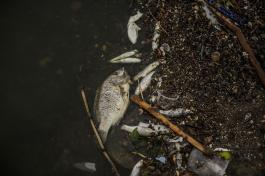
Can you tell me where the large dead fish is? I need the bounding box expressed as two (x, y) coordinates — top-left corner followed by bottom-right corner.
(127, 11), (143, 44)
(94, 68), (130, 142)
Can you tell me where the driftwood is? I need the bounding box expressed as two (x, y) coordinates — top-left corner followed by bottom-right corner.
(131, 95), (211, 155)
(81, 89), (120, 176)
(205, 2), (265, 87)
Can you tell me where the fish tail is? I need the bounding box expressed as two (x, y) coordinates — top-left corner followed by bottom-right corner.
(98, 122), (111, 143)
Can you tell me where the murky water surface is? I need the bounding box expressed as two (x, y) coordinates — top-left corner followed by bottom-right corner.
(0, 0), (137, 175)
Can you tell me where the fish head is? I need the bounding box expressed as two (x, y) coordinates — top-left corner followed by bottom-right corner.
(111, 68), (130, 86)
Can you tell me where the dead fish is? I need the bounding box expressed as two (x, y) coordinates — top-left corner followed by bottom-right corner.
(110, 50), (138, 63)
(135, 71), (155, 95)
(133, 61), (159, 81)
(152, 21), (160, 50)
(73, 162), (96, 173)
(94, 68), (130, 142)
(159, 108), (192, 117)
(127, 11), (143, 44)
(121, 122), (169, 137)
(111, 57), (141, 64)
(130, 160), (143, 176)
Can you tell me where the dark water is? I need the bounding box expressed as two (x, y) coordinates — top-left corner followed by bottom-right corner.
(0, 0), (135, 175)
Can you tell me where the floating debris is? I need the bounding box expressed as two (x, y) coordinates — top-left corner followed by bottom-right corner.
(127, 11), (143, 44)
(135, 71), (155, 95)
(73, 162), (96, 173)
(133, 61), (160, 81)
(188, 149), (230, 176)
(130, 160), (143, 176)
(159, 108), (192, 117)
(155, 156), (167, 164)
(211, 51), (221, 63)
(152, 21), (160, 50)
(202, 1), (220, 29)
(94, 68), (130, 142)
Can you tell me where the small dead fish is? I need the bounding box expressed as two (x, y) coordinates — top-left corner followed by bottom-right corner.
(111, 57), (141, 64)
(121, 122), (169, 136)
(133, 61), (159, 81)
(202, 2), (220, 30)
(128, 11), (143, 44)
(152, 21), (160, 50)
(130, 160), (143, 176)
(73, 162), (96, 173)
(135, 71), (155, 95)
(110, 50), (138, 62)
(159, 108), (192, 117)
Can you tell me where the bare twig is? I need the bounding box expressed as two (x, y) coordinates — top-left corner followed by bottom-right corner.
(81, 89), (120, 176)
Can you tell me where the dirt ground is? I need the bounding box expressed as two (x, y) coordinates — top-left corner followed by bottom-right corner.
(133, 0), (265, 175)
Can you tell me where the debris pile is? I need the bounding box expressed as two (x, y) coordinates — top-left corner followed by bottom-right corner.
(81, 0), (265, 175)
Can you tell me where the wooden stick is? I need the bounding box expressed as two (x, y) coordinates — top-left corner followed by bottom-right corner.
(81, 89), (120, 176)
(206, 2), (265, 87)
(131, 95), (210, 155)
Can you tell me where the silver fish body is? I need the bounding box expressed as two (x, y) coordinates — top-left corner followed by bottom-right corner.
(111, 57), (141, 63)
(159, 108), (192, 117)
(134, 71), (155, 95)
(130, 160), (143, 176)
(127, 11), (143, 44)
(133, 61), (159, 81)
(110, 50), (138, 63)
(94, 68), (130, 142)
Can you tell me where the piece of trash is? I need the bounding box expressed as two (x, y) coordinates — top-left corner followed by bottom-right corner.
(159, 108), (192, 117)
(128, 11), (143, 44)
(188, 149), (230, 176)
(155, 156), (167, 164)
(94, 68), (130, 143)
(152, 21), (160, 50)
(133, 61), (160, 81)
(202, 1), (220, 29)
(217, 151), (232, 160)
(135, 71), (155, 95)
(110, 50), (140, 63)
(73, 162), (96, 173)
(130, 160), (143, 176)
(211, 51), (221, 63)
(207, 0), (247, 25)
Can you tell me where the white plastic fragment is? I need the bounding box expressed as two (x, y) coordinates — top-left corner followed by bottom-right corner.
(214, 148), (231, 152)
(155, 156), (167, 164)
(130, 160), (143, 176)
(159, 108), (192, 117)
(73, 162), (96, 173)
(202, 2), (220, 29)
(127, 11), (143, 44)
(135, 71), (155, 95)
(133, 61), (160, 81)
(152, 21), (160, 50)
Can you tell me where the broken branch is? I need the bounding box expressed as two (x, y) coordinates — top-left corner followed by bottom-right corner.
(81, 89), (120, 176)
(131, 95), (211, 155)
(206, 2), (265, 87)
